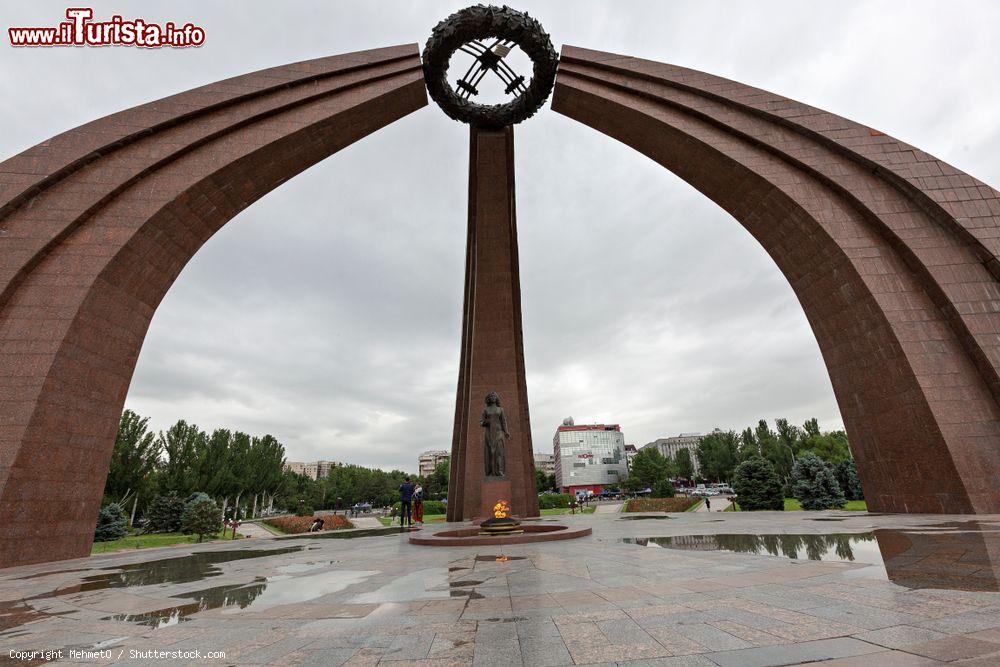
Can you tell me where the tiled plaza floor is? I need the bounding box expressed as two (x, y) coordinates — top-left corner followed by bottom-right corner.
(2, 511), (999, 666)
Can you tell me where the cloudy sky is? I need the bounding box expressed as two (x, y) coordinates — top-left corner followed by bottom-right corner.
(3, 1), (998, 473)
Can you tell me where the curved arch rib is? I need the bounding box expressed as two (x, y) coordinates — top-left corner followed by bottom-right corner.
(553, 46), (1000, 515)
(0, 44), (426, 566)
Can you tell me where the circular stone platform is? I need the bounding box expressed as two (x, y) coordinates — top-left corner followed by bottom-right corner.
(409, 523), (591, 546)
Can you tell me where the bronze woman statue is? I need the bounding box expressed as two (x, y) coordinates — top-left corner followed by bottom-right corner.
(481, 391), (510, 477)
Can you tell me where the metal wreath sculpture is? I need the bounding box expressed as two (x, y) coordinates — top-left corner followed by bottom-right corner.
(422, 5), (558, 128)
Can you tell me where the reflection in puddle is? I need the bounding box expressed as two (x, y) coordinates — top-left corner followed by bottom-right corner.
(104, 569), (377, 628)
(2, 546), (304, 633)
(622, 533), (881, 563)
(618, 516), (672, 521)
(622, 527), (1000, 592)
(31, 546), (305, 599)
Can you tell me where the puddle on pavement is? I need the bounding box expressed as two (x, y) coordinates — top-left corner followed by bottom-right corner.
(622, 527), (1000, 592)
(29, 546), (305, 599)
(0, 599), (73, 632)
(103, 568), (377, 628)
(618, 516), (672, 521)
(811, 518), (847, 522)
(474, 555), (526, 562)
(1, 546), (307, 633)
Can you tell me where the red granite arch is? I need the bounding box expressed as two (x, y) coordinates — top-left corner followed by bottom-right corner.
(553, 46), (1000, 515)
(0, 44), (426, 566)
(2, 43), (999, 567)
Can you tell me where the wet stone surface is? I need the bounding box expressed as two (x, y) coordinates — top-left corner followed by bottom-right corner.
(1, 512), (999, 665)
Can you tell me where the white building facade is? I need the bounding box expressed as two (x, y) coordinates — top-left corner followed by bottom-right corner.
(553, 418), (628, 494)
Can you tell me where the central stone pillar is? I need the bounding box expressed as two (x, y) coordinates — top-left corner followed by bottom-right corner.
(447, 126), (539, 522)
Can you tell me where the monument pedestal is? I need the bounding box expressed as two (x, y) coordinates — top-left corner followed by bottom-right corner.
(446, 126), (539, 522)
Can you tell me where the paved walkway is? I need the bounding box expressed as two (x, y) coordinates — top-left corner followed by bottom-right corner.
(695, 496), (733, 512)
(238, 522), (277, 539)
(349, 516), (385, 529)
(2, 511), (999, 665)
(594, 502), (623, 514)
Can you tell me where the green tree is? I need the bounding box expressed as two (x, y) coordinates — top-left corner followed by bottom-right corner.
(696, 430), (739, 482)
(94, 503), (128, 542)
(535, 468), (549, 493)
(835, 459), (864, 501)
(675, 448), (694, 481)
(792, 454), (846, 510)
(181, 496), (222, 542)
(800, 420), (851, 463)
(424, 458), (450, 499)
(157, 420), (204, 497)
(628, 447), (674, 489)
(732, 456), (783, 510)
(104, 410), (162, 524)
(652, 478), (676, 498)
(145, 493), (186, 533)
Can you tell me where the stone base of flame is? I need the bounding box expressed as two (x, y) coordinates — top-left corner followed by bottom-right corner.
(479, 517), (523, 535)
(409, 523), (591, 546)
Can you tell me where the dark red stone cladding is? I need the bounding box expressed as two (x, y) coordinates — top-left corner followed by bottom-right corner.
(0, 44), (427, 567)
(554, 46), (1000, 514)
(447, 127), (540, 522)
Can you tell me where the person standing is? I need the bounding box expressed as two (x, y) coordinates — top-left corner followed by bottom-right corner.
(398, 477), (416, 527)
(412, 483), (424, 525)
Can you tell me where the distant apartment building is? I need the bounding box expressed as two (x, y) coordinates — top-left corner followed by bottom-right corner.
(553, 417), (628, 495)
(641, 433), (703, 477)
(533, 452), (556, 476)
(624, 444), (638, 470)
(284, 459), (343, 480)
(418, 450), (450, 477)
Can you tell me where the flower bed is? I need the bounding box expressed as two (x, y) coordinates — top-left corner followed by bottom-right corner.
(623, 497), (699, 513)
(263, 513), (353, 534)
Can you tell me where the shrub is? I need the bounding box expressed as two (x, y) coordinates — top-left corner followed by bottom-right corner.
(263, 513), (353, 534)
(835, 459), (864, 501)
(145, 494), (185, 533)
(181, 497), (222, 542)
(623, 497), (698, 513)
(792, 454), (846, 510)
(732, 456), (784, 511)
(392, 500), (447, 515)
(537, 493), (573, 509)
(94, 503), (128, 542)
(652, 479), (676, 499)
(294, 501), (314, 516)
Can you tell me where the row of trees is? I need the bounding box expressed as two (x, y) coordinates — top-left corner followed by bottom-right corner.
(104, 410), (289, 524)
(696, 418), (850, 484)
(732, 453), (863, 510)
(103, 409), (455, 528)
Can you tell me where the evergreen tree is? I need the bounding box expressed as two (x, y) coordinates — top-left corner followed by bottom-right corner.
(792, 453), (846, 510)
(835, 460), (864, 501)
(145, 493), (186, 532)
(181, 496), (222, 542)
(94, 503), (128, 542)
(732, 456), (784, 510)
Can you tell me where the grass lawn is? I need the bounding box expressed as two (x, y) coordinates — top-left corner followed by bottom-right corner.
(91, 530), (242, 554)
(541, 506), (596, 515)
(726, 499), (868, 512)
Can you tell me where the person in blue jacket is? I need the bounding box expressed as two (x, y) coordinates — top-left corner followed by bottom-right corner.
(398, 477), (416, 527)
